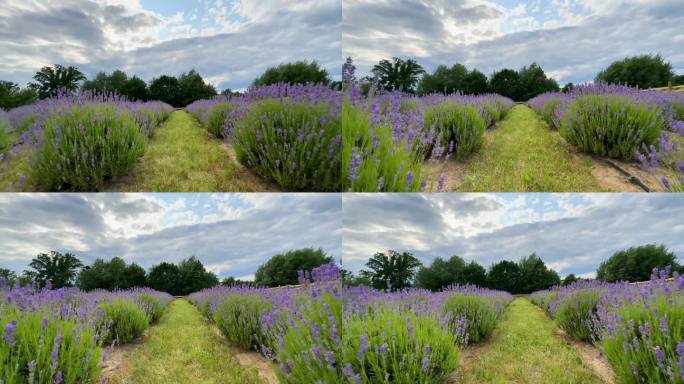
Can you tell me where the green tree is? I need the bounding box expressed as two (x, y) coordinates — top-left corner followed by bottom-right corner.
(517, 253), (561, 293)
(0, 81), (38, 110)
(341, 269), (372, 287)
(518, 63), (559, 101)
(373, 57), (425, 93)
(254, 247), (333, 287)
(18, 271), (36, 287)
(147, 262), (181, 295)
(596, 54), (674, 89)
(28, 251), (83, 288)
(596, 244), (681, 282)
(485, 260), (521, 293)
(562, 274), (578, 286)
(77, 257), (147, 291)
(673, 75), (684, 86)
(0, 268), (17, 287)
(252, 61), (330, 87)
(29, 65), (86, 98)
(148, 75), (182, 107)
(463, 260), (487, 287)
(415, 255), (468, 291)
(463, 69), (489, 95)
(221, 277), (255, 286)
(418, 64), (468, 95)
(362, 250), (422, 291)
(489, 69), (521, 101)
(177, 256), (219, 295)
(562, 82), (575, 93)
(178, 69), (217, 107)
(122, 76), (149, 101)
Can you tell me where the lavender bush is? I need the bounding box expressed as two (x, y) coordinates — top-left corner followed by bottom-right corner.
(529, 83), (684, 190)
(531, 267), (684, 383)
(189, 262), (347, 383)
(0, 282), (172, 383)
(343, 284), (513, 383)
(341, 58), (514, 192)
(1, 92), (172, 190)
(0, 110), (10, 156)
(187, 84), (342, 191)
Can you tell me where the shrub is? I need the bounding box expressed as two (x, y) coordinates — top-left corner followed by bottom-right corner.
(342, 100), (423, 192)
(601, 293), (684, 383)
(560, 94), (665, 160)
(344, 306), (459, 384)
(204, 101), (233, 138)
(99, 298), (149, 344)
(0, 112), (10, 154)
(137, 293), (166, 323)
(443, 294), (498, 344)
(232, 98), (341, 191)
(0, 309), (102, 384)
(273, 292), (346, 383)
(553, 289), (602, 342)
(424, 102), (486, 160)
(32, 103), (146, 190)
(212, 293), (272, 350)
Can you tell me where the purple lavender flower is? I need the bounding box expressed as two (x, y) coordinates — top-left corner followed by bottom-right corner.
(4, 319), (17, 345)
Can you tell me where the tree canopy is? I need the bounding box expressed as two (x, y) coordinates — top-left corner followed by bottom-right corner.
(362, 250), (422, 291)
(77, 257), (147, 291)
(28, 251), (83, 288)
(418, 65), (489, 95)
(595, 54), (675, 89)
(372, 57), (425, 93)
(29, 65), (86, 99)
(82, 70), (149, 101)
(254, 247), (333, 287)
(252, 61), (331, 87)
(596, 244), (681, 282)
(0, 81), (37, 110)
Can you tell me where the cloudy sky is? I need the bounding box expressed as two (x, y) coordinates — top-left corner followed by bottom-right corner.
(0, 193), (341, 280)
(343, 0), (684, 84)
(342, 193), (684, 278)
(0, 0), (341, 90)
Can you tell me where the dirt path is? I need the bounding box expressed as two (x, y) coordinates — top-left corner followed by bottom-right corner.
(106, 110), (281, 192)
(103, 299), (277, 384)
(425, 105), (656, 192)
(454, 297), (612, 383)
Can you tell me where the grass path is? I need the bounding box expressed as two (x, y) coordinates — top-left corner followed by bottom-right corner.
(106, 110), (279, 192)
(105, 299), (269, 384)
(455, 297), (608, 384)
(426, 104), (647, 192)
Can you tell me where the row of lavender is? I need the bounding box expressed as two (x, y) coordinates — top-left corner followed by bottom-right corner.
(528, 83), (684, 191)
(189, 262), (513, 383)
(0, 280), (173, 383)
(186, 83), (342, 191)
(341, 58), (515, 192)
(530, 268), (684, 383)
(0, 92), (173, 191)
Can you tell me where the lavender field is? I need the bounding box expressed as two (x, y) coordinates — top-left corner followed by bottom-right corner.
(0, 83), (342, 192)
(341, 59), (684, 192)
(531, 268), (684, 383)
(0, 280), (172, 383)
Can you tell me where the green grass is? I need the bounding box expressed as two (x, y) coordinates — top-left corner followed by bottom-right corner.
(107, 110), (277, 192)
(108, 299), (262, 384)
(457, 105), (610, 192)
(458, 297), (605, 384)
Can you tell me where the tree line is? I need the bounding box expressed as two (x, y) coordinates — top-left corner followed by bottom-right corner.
(343, 243), (682, 293)
(0, 60), (332, 110)
(364, 54), (683, 101)
(0, 247), (335, 294)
